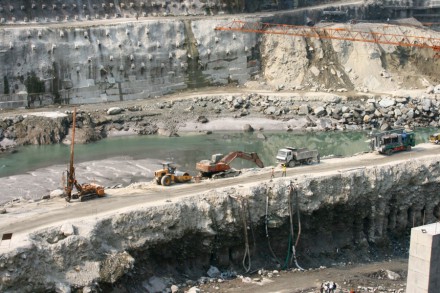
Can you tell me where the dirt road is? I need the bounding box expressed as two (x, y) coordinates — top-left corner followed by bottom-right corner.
(1, 143), (439, 237)
(200, 259), (408, 292)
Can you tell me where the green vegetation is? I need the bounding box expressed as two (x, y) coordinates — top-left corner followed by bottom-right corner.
(24, 72), (45, 94)
(3, 75), (9, 94)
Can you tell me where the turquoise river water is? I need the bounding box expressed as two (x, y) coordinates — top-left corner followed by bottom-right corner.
(0, 128), (436, 178)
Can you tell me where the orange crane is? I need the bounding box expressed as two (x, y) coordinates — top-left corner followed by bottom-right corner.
(214, 20), (440, 56)
(64, 108), (105, 202)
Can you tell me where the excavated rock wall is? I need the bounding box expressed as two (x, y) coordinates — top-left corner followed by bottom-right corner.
(0, 18), (259, 108)
(1, 156), (439, 292)
(1, 1), (438, 109)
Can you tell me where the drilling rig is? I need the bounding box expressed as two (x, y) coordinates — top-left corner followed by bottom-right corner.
(64, 108), (105, 202)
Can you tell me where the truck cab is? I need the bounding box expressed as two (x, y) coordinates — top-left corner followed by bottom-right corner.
(276, 148), (294, 164)
(276, 147), (319, 167)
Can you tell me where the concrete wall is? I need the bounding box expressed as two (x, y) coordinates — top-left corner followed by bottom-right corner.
(406, 223), (440, 293)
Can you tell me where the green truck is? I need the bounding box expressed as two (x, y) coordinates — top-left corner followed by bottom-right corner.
(369, 129), (415, 155)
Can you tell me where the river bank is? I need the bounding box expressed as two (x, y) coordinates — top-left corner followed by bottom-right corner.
(1, 88), (440, 154)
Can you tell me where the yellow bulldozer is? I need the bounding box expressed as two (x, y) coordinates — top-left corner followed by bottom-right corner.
(154, 162), (192, 186)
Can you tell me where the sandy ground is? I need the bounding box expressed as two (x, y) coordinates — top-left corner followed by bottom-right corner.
(197, 259), (408, 292)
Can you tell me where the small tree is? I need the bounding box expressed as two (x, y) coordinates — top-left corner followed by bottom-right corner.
(3, 76), (9, 94)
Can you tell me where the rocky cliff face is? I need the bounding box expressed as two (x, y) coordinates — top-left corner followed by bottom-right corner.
(0, 1), (438, 109)
(1, 156), (439, 292)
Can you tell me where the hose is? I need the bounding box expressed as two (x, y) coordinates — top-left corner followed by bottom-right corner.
(287, 184), (295, 268)
(290, 183), (304, 271)
(265, 191), (281, 265)
(241, 199), (251, 273)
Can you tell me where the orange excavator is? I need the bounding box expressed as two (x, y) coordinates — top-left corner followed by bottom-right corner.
(64, 108), (105, 202)
(196, 151), (264, 179)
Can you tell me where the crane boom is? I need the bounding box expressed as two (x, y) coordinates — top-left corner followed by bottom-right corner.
(214, 20), (440, 53)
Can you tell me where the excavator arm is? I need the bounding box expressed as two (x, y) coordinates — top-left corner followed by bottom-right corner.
(219, 151), (265, 168)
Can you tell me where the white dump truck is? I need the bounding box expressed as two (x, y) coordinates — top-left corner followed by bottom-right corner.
(276, 147), (320, 167)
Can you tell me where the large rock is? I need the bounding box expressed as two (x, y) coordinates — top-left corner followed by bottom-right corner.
(434, 84), (440, 94)
(422, 99), (431, 112)
(107, 107), (122, 115)
(100, 252), (135, 284)
(242, 124), (254, 132)
(50, 189), (65, 198)
(60, 223), (75, 237)
(207, 266), (221, 278)
(314, 106), (326, 116)
(385, 270), (401, 280)
(379, 98), (395, 108)
(298, 104), (309, 115)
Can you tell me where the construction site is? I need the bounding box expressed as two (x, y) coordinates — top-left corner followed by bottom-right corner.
(0, 0), (440, 292)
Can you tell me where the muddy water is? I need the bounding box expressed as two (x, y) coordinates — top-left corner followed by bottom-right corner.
(0, 128), (435, 178)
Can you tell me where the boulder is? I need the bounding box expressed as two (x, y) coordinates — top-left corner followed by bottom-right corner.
(60, 223), (75, 237)
(207, 266), (221, 278)
(385, 270), (401, 280)
(314, 106), (326, 116)
(50, 189), (65, 198)
(171, 285), (179, 293)
(379, 98), (395, 108)
(0, 208), (6, 214)
(434, 84), (440, 94)
(100, 251), (135, 284)
(363, 115), (371, 123)
(422, 99), (431, 111)
(264, 106), (277, 115)
(197, 116), (209, 123)
(298, 104), (309, 115)
(242, 124), (254, 132)
(380, 123), (391, 131)
(157, 128), (178, 137)
(107, 107), (122, 115)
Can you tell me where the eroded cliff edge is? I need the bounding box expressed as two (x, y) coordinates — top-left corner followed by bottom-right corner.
(1, 155), (440, 292)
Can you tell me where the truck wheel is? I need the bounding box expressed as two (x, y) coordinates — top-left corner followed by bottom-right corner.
(306, 158), (313, 164)
(385, 149), (393, 156)
(288, 160), (296, 167)
(161, 175), (172, 186)
(406, 145), (412, 151)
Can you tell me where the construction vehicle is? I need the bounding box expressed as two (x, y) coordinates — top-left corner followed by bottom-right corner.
(276, 147), (320, 167)
(369, 128), (415, 155)
(64, 108), (105, 202)
(196, 151), (264, 179)
(154, 162), (192, 186)
(429, 133), (440, 144)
